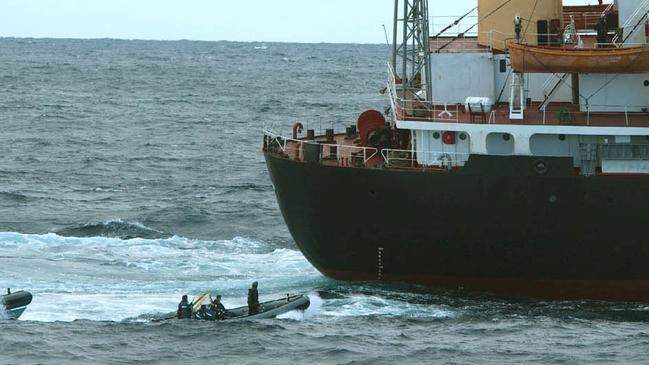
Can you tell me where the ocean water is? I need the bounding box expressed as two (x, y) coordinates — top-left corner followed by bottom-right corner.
(0, 38), (648, 364)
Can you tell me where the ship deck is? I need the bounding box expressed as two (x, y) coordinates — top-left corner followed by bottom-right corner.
(394, 100), (649, 128)
(273, 134), (385, 167)
(430, 34), (602, 54)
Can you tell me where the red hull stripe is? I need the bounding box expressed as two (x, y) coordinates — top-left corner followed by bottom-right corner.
(321, 269), (649, 302)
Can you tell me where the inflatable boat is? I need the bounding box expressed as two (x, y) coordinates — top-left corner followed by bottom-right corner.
(218, 294), (310, 321)
(1, 290), (33, 320)
(165, 294), (310, 322)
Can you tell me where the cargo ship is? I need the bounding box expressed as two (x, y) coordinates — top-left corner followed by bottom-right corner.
(263, 0), (649, 301)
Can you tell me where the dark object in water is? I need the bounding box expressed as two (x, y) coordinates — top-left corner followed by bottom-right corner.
(220, 294), (309, 320)
(1, 290), (33, 320)
(160, 294), (310, 322)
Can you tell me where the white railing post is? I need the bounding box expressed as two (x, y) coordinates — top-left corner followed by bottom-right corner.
(489, 30), (493, 51)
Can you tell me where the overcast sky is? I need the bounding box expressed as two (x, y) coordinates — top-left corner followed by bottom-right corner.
(0, 0), (600, 43)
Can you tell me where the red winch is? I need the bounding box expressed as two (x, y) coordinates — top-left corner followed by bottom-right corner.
(357, 110), (386, 147)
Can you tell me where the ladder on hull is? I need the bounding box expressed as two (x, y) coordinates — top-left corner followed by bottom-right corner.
(579, 143), (599, 176)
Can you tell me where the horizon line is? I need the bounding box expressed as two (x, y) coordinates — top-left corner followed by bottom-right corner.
(0, 36), (387, 46)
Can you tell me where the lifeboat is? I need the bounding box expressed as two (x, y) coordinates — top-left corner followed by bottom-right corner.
(508, 41), (649, 74)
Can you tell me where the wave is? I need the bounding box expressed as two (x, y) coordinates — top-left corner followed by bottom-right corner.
(5, 230), (645, 324)
(0, 191), (31, 202)
(56, 219), (170, 240)
(315, 292), (456, 319)
(218, 182), (272, 195)
(0, 231), (321, 322)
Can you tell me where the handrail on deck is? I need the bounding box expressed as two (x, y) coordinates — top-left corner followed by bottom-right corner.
(263, 130), (379, 163)
(387, 63), (460, 123)
(381, 148), (470, 168)
(389, 62), (649, 127)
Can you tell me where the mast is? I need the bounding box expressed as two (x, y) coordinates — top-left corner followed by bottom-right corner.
(392, 0), (433, 110)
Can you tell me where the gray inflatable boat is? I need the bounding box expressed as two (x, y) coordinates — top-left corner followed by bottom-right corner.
(184, 294), (310, 322)
(222, 294), (310, 320)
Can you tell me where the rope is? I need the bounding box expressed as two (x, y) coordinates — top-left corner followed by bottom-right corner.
(622, 12), (649, 44)
(522, 46), (646, 104)
(584, 51), (645, 101)
(436, 0), (514, 52)
(431, 7), (477, 40)
(496, 69), (513, 104)
(526, 50), (587, 103)
(523, 0), (540, 38)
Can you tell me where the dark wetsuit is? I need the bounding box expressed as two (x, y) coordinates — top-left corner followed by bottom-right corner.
(177, 301), (192, 319)
(203, 308), (215, 321)
(247, 288), (259, 315)
(212, 301), (226, 320)
(195, 306), (206, 320)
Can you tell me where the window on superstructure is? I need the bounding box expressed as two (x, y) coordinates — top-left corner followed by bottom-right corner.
(537, 20), (548, 46)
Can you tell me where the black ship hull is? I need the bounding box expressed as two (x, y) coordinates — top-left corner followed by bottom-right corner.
(265, 152), (649, 301)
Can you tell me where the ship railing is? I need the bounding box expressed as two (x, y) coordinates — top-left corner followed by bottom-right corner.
(430, 15), (478, 38)
(263, 130), (379, 164)
(486, 30), (566, 51)
(487, 110), (497, 124)
(381, 148), (469, 168)
(431, 31), (565, 53)
(265, 119), (360, 138)
(613, 0), (649, 45)
(600, 143), (649, 160)
(594, 41), (648, 48)
(387, 64), (460, 123)
(488, 29), (648, 50)
(308, 141), (379, 164)
(430, 38), (487, 53)
(428, 27), (636, 53)
(563, 11), (611, 30)
(540, 103), (649, 126)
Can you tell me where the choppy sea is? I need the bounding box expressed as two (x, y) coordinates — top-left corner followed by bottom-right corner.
(1, 38), (648, 365)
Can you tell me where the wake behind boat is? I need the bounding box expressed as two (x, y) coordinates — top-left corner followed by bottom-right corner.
(1, 289), (33, 320)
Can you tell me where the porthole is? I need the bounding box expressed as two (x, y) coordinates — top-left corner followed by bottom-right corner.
(558, 134), (566, 141)
(433, 132), (441, 139)
(644, 80), (649, 87)
(459, 133), (467, 141)
(535, 160), (548, 174)
(502, 134), (511, 141)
